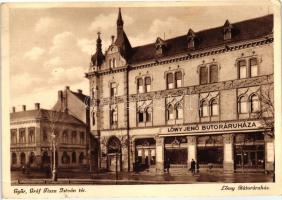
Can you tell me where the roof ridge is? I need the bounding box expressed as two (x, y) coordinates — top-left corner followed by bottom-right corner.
(131, 14), (273, 50)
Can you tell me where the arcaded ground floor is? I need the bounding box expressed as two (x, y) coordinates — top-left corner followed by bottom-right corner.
(98, 130), (274, 174)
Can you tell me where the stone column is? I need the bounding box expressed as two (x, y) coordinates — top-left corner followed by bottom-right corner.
(187, 136), (197, 169)
(155, 136), (164, 173)
(223, 134), (234, 173)
(121, 146), (128, 172)
(130, 138), (136, 172)
(265, 133), (274, 172)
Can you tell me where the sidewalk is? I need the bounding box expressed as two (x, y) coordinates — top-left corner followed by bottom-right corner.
(11, 170), (274, 185)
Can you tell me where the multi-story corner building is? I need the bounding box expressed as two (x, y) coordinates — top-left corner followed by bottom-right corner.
(10, 88), (91, 170)
(86, 9), (274, 173)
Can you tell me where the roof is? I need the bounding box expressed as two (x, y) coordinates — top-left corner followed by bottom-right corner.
(10, 109), (85, 125)
(128, 14), (273, 64)
(71, 91), (90, 105)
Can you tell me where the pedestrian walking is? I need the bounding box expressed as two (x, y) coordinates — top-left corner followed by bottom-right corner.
(191, 159), (196, 175)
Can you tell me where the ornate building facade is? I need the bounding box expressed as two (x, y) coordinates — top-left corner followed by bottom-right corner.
(86, 9), (274, 173)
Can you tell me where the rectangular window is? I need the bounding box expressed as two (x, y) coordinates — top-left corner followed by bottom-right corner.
(175, 72), (182, 88)
(167, 73), (174, 89)
(110, 83), (117, 97)
(238, 60), (247, 79)
(250, 58), (258, 77)
(11, 129), (17, 144)
(209, 65), (218, 83)
(146, 111), (152, 122)
(200, 67), (208, 84)
(28, 128), (35, 143)
(19, 129), (26, 143)
(145, 77), (151, 92)
(80, 132), (84, 145)
(138, 112), (144, 123)
(137, 78), (144, 93)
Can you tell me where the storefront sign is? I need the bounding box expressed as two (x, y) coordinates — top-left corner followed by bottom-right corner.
(162, 120), (263, 135)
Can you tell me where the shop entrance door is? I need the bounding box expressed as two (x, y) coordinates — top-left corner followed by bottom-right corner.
(235, 149), (265, 170)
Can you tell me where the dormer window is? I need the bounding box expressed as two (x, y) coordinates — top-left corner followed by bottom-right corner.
(187, 29), (196, 49)
(155, 37), (166, 56)
(223, 20), (233, 40)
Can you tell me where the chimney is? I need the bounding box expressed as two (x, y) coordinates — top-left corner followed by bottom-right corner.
(111, 35), (115, 44)
(22, 105), (26, 111)
(12, 107), (16, 113)
(35, 103), (40, 110)
(66, 86), (70, 90)
(58, 90), (63, 100)
(77, 89), (82, 94)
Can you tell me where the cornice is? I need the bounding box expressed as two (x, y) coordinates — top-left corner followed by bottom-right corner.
(93, 74), (273, 106)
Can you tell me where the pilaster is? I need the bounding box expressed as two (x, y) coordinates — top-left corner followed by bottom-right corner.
(265, 132), (274, 172)
(223, 134), (234, 173)
(155, 136), (164, 173)
(187, 136), (197, 169)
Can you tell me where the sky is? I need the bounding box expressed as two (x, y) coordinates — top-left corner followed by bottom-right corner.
(9, 4), (273, 111)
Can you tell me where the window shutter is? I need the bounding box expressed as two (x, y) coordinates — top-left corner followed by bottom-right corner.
(137, 78), (143, 86)
(167, 73), (173, 83)
(175, 71), (182, 80)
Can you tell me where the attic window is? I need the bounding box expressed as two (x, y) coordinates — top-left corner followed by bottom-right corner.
(155, 37), (166, 56)
(223, 20), (233, 40)
(187, 29), (195, 49)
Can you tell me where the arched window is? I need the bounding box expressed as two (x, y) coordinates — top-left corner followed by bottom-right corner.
(167, 104), (174, 120)
(250, 94), (259, 113)
(71, 131), (77, 144)
(175, 103), (183, 119)
(238, 60), (247, 79)
(29, 152), (35, 164)
(72, 152), (76, 163)
(250, 58), (258, 77)
(238, 95), (248, 113)
(12, 153), (17, 165)
(137, 110), (144, 123)
(167, 73), (174, 89)
(175, 71), (182, 88)
(210, 99), (219, 116)
(145, 77), (151, 92)
(145, 107), (152, 122)
(109, 59), (112, 68)
(62, 131), (68, 144)
(210, 65), (218, 83)
(200, 100), (209, 117)
(79, 152), (84, 164)
(62, 151), (70, 164)
(137, 78), (144, 93)
(200, 66), (208, 85)
(20, 152), (26, 165)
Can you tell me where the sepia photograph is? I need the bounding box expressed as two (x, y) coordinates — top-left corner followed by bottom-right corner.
(1, 0), (282, 198)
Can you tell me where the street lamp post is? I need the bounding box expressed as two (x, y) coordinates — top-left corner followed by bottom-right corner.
(51, 133), (57, 181)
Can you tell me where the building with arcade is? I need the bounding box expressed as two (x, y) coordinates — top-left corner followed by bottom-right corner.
(86, 9), (274, 173)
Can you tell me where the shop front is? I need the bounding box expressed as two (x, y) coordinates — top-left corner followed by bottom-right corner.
(197, 135), (223, 170)
(234, 132), (265, 172)
(134, 138), (156, 171)
(164, 136), (188, 168)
